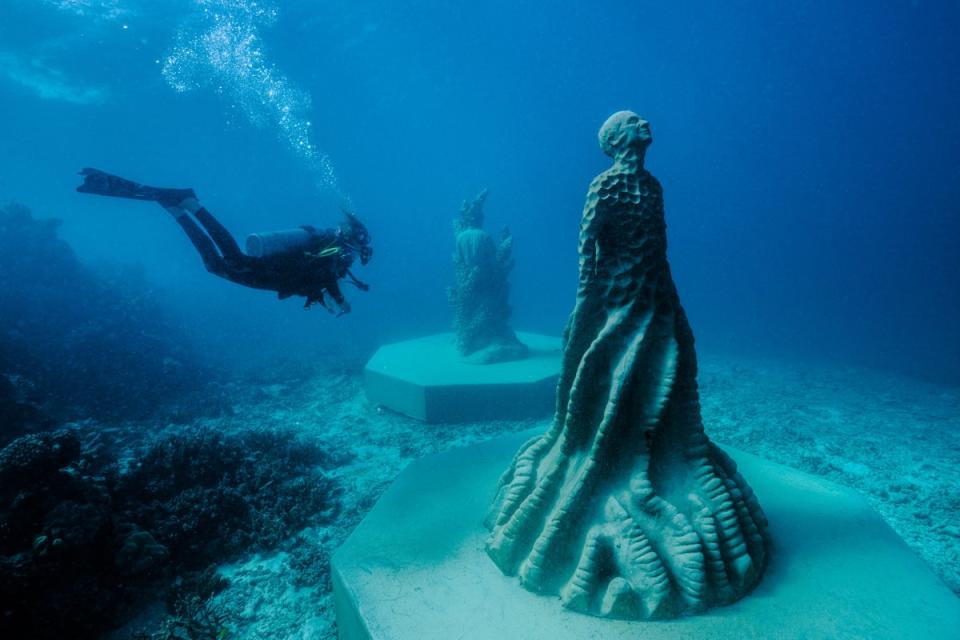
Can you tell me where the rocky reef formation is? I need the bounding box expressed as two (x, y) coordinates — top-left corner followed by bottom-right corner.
(486, 112), (770, 619)
(449, 190), (528, 364)
(0, 373), (52, 447)
(0, 429), (130, 637)
(0, 203), (208, 432)
(0, 424), (341, 639)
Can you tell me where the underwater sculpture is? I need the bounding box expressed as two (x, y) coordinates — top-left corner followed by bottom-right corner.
(449, 189), (528, 364)
(486, 112), (770, 619)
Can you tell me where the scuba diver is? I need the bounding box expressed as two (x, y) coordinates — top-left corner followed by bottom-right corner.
(75, 168), (372, 316)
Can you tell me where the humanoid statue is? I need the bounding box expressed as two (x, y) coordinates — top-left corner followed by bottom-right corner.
(449, 190), (528, 364)
(486, 112), (770, 619)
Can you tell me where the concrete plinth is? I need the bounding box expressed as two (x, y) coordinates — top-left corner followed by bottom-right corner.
(332, 429), (960, 640)
(363, 333), (562, 423)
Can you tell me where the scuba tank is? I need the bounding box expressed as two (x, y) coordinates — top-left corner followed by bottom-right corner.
(245, 227), (316, 257)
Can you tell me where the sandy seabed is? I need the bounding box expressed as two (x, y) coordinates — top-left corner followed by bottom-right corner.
(112, 351), (960, 639)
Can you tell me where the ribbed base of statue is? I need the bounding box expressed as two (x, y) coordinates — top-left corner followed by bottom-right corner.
(486, 432), (769, 618)
(484, 111), (770, 619)
(330, 429), (960, 640)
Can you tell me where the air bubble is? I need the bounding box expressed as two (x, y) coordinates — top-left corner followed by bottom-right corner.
(163, 0), (341, 195)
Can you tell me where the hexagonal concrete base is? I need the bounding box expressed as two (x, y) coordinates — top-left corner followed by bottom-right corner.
(363, 333), (562, 423)
(332, 429), (960, 640)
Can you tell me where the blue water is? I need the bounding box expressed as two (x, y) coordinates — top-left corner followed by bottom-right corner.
(1, 3), (959, 637)
(1, 0), (957, 381)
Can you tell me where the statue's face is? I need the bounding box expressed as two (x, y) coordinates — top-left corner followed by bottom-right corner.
(599, 111), (652, 158)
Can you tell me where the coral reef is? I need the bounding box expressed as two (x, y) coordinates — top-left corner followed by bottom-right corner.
(0, 429), (120, 637)
(0, 372), (51, 447)
(486, 112), (770, 619)
(287, 529), (334, 592)
(0, 202), (210, 425)
(112, 426), (342, 567)
(0, 424), (341, 639)
(448, 190), (528, 364)
(137, 596), (230, 640)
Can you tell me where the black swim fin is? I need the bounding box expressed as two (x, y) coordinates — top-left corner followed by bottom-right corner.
(76, 168), (196, 206)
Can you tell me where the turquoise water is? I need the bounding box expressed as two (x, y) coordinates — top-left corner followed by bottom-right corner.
(2, 0), (957, 380)
(0, 1), (957, 638)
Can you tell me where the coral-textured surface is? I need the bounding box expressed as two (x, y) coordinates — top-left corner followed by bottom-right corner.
(449, 190), (528, 364)
(486, 112), (770, 619)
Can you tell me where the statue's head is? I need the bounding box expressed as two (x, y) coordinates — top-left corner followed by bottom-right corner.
(598, 111), (652, 158)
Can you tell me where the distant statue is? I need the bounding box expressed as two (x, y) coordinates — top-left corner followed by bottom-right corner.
(486, 112), (770, 619)
(449, 190), (528, 364)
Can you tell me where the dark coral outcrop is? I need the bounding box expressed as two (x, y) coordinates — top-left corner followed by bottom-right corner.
(112, 425), (342, 568)
(0, 429), (119, 637)
(0, 425), (341, 639)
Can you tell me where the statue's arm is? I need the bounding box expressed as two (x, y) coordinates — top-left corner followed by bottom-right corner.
(496, 226), (513, 267)
(578, 180), (608, 285)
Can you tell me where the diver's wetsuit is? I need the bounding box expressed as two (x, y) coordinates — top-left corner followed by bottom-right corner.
(177, 207), (352, 308)
(75, 168), (370, 313)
